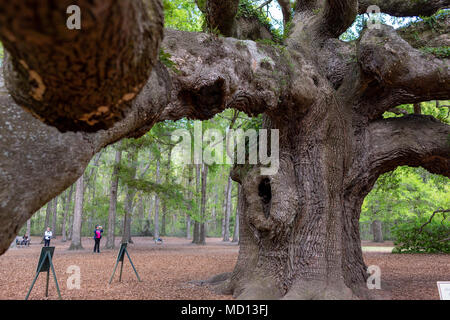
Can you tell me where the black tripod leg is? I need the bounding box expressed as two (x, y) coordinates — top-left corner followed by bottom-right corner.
(48, 256), (62, 300)
(125, 250), (141, 282)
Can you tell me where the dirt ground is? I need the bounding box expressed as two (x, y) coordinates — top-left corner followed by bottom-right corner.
(0, 236), (448, 300)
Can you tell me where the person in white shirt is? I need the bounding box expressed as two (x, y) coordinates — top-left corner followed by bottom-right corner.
(44, 227), (52, 247)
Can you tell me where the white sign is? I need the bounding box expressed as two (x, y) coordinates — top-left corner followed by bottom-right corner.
(437, 282), (450, 300)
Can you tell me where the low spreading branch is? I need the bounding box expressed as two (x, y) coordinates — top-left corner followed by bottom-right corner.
(368, 115), (450, 178)
(358, 0), (450, 17)
(321, 0), (358, 38)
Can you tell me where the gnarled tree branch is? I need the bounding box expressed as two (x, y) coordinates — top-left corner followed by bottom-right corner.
(0, 0), (163, 132)
(368, 115), (450, 178)
(158, 29), (292, 121)
(355, 25), (450, 119)
(359, 0), (450, 17)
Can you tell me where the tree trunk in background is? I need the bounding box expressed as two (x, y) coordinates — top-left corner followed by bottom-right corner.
(232, 185), (241, 243)
(198, 164), (208, 245)
(51, 196), (58, 237)
(186, 214), (191, 239)
(121, 147), (138, 244)
(0, 0), (163, 132)
(221, 212), (226, 239)
(44, 200), (52, 230)
(69, 175), (84, 250)
(161, 148), (172, 237)
(61, 185), (74, 242)
(0, 0), (448, 300)
(60, 190), (67, 239)
(372, 220), (384, 243)
(153, 157), (161, 240)
(126, 200), (134, 243)
(223, 175), (232, 242)
(186, 165), (194, 239)
(122, 194), (133, 244)
(89, 170), (98, 233)
(222, 114), (373, 300)
(147, 195), (154, 223)
(41, 199), (53, 243)
(221, 180), (228, 239)
(106, 147), (122, 249)
(138, 195), (144, 222)
(26, 219), (31, 238)
(192, 164), (201, 244)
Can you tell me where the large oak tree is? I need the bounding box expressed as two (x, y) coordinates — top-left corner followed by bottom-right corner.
(0, 0), (449, 299)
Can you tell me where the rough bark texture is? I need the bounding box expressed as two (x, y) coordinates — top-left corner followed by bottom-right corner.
(51, 195), (58, 237)
(69, 175), (84, 250)
(358, 0), (450, 17)
(0, 0), (449, 300)
(0, 0), (164, 132)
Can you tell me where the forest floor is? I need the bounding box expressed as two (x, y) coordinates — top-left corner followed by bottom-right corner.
(0, 237), (448, 300)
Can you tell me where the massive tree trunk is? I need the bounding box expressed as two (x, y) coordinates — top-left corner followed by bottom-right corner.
(210, 184), (219, 234)
(69, 175), (84, 250)
(106, 147), (122, 249)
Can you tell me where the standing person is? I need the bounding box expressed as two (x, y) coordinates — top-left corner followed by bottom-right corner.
(44, 227), (52, 247)
(93, 225), (103, 253)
